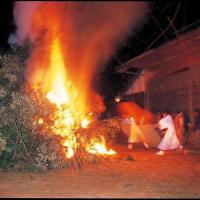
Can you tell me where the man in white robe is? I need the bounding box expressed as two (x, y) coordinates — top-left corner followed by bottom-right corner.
(156, 111), (183, 155)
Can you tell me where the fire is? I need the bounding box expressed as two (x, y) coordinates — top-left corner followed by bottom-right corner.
(42, 37), (81, 158)
(37, 118), (43, 124)
(115, 96), (121, 103)
(31, 36), (115, 159)
(81, 118), (90, 128)
(62, 138), (77, 159)
(45, 38), (69, 106)
(86, 135), (116, 156)
(10, 1), (151, 164)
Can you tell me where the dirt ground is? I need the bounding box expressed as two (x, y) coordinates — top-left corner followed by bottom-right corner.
(0, 144), (200, 198)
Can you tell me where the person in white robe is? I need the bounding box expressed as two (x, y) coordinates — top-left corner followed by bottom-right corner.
(122, 115), (149, 149)
(156, 110), (183, 155)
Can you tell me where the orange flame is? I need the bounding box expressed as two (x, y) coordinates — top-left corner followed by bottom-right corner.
(41, 37), (85, 158)
(45, 38), (70, 106)
(30, 36), (113, 159)
(86, 135), (116, 156)
(37, 118), (43, 125)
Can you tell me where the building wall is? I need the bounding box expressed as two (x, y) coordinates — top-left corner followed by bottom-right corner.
(192, 64), (200, 110)
(126, 70), (146, 94)
(147, 64), (200, 116)
(122, 27), (200, 124)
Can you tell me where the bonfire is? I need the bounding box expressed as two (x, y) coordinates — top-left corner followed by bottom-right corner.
(0, 47), (120, 172)
(0, 1), (149, 171)
(30, 36), (118, 165)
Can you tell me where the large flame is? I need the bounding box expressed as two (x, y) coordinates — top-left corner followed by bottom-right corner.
(37, 37), (81, 158)
(46, 38), (69, 106)
(36, 36), (115, 158)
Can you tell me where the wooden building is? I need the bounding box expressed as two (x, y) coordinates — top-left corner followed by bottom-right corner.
(117, 26), (200, 124)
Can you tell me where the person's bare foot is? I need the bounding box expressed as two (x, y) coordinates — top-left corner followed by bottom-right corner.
(156, 150), (164, 155)
(177, 146), (183, 152)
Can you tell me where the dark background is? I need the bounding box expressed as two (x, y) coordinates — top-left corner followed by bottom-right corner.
(0, 1), (199, 107)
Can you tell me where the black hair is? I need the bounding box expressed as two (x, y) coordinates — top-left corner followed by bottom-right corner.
(162, 109), (169, 115)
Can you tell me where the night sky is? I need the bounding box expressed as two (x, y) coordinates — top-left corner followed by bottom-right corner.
(0, 1), (15, 51)
(0, 1), (199, 105)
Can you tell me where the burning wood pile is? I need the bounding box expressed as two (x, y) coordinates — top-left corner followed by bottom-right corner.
(0, 49), (121, 172)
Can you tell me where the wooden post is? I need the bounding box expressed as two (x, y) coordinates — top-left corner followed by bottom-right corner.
(188, 67), (194, 126)
(144, 69), (150, 122)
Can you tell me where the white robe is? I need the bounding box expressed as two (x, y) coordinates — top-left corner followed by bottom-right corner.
(158, 114), (182, 150)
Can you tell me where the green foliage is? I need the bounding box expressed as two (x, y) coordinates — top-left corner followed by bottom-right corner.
(0, 47), (68, 172)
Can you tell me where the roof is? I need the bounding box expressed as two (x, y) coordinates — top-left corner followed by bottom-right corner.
(116, 26), (200, 76)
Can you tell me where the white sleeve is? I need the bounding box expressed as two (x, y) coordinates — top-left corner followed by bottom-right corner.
(158, 118), (168, 130)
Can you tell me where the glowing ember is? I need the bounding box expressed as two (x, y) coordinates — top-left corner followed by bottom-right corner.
(86, 136), (116, 156)
(81, 118), (90, 128)
(115, 96), (121, 103)
(37, 118), (43, 124)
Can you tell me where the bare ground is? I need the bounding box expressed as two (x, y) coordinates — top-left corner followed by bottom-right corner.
(0, 145), (200, 198)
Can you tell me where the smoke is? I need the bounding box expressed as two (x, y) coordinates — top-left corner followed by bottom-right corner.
(8, 1), (42, 46)
(10, 1), (149, 112)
